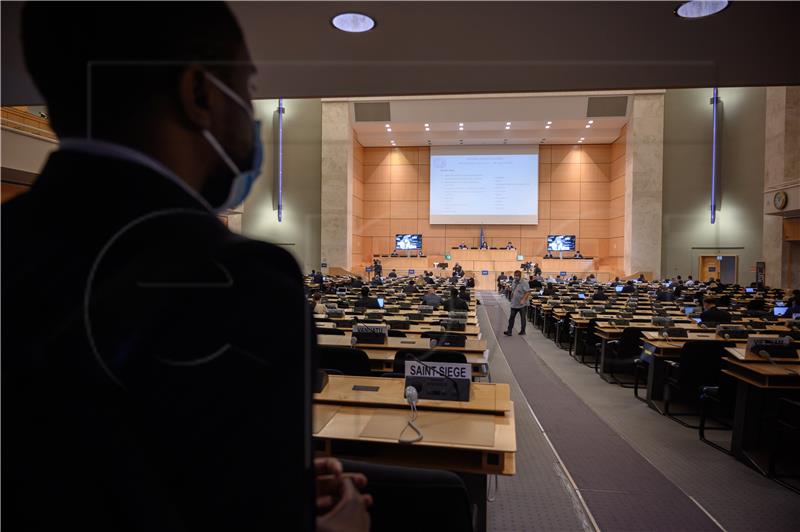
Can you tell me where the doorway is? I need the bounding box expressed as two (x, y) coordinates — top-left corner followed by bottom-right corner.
(698, 255), (738, 285)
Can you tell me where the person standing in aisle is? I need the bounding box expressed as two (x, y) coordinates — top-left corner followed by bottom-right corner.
(504, 270), (531, 336)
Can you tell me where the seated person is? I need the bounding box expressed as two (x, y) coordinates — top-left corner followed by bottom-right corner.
(313, 270), (324, 284)
(621, 280), (636, 293)
(423, 272), (435, 284)
(480, 241), (489, 250)
(505, 241), (514, 250)
(443, 288), (469, 311)
(466, 276), (475, 288)
(685, 275), (695, 286)
(656, 288), (674, 302)
(585, 273), (597, 283)
(497, 272), (508, 291)
(458, 286), (471, 302)
(387, 269), (398, 278)
(370, 275), (383, 286)
(574, 250), (583, 259)
(389, 251), (398, 257)
(700, 297), (732, 324)
(637, 274), (646, 283)
(591, 287), (607, 301)
(542, 283), (556, 296)
(403, 279), (418, 294)
(415, 275), (427, 287)
(530, 279), (543, 290)
(355, 286), (381, 309)
(533, 263), (542, 276)
(350, 276), (364, 288)
(458, 242), (467, 249)
(543, 251), (554, 259)
(610, 276), (621, 287)
(311, 292), (328, 315)
(422, 287), (443, 308)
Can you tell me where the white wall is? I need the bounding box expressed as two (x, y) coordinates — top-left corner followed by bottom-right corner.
(242, 98), (322, 274)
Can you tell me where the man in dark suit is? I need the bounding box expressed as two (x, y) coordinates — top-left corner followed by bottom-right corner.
(350, 276), (364, 288)
(591, 287), (608, 301)
(443, 289), (469, 311)
(3, 3), (369, 531)
(621, 280), (636, 293)
(700, 297), (732, 324)
(403, 279), (419, 294)
(387, 269), (398, 278)
(355, 286), (381, 309)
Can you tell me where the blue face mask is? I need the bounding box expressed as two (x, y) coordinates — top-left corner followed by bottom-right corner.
(202, 73), (263, 213)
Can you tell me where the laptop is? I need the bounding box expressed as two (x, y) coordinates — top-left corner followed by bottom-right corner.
(684, 306), (695, 315)
(377, 298), (385, 308)
(693, 317), (702, 324)
(615, 286), (624, 293)
(773, 306), (789, 316)
(745, 287), (755, 293)
(578, 293), (586, 299)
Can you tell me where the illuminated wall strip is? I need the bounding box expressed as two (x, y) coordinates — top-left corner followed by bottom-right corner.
(710, 87), (719, 224)
(277, 98), (285, 222)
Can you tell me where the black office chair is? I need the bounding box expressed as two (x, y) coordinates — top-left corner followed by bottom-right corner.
(576, 318), (600, 367)
(662, 340), (735, 428)
(318, 346), (373, 377)
(598, 327), (644, 387)
(767, 397), (800, 494)
(697, 377), (737, 454)
(420, 332), (466, 348)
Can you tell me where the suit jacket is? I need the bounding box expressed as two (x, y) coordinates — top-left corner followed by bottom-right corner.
(2, 151), (314, 531)
(700, 307), (732, 324)
(443, 297), (469, 311)
(355, 296), (381, 309)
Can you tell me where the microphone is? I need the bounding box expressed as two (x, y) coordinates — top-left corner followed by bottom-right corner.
(400, 386), (423, 444)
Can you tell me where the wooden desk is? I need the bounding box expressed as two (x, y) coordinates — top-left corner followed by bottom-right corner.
(721, 359), (800, 473)
(541, 258), (596, 273)
(313, 375), (516, 532)
(317, 334), (490, 377)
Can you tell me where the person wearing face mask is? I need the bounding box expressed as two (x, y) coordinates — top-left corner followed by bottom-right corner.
(504, 270), (532, 336)
(3, 3), (373, 531)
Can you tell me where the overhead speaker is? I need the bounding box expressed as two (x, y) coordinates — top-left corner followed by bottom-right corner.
(354, 102), (391, 122)
(586, 96), (629, 117)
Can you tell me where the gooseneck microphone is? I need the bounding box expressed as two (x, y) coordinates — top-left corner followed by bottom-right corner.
(399, 386), (424, 444)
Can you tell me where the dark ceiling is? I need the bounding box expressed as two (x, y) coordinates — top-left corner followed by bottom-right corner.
(2, 1), (799, 104)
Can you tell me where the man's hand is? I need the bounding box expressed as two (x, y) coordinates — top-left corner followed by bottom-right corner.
(315, 457), (372, 532)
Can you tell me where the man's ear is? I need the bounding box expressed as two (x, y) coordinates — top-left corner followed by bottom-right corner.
(177, 65), (216, 130)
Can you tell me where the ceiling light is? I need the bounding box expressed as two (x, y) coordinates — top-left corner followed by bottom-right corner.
(505, 126), (510, 130)
(425, 127), (430, 131)
(387, 128), (393, 132)
(585, 124), (591, 128)
(458, 122), (464, 127)
(676, 1), (728, 19)
(424, 123), (429, 127)
(545, 125), (550, 129)
(546, 121), (552, 125)
(384, 123), (390, 128)
(578, 141), (583, 143)
(459, 126), (464, 131)
(588, 120), (594, 124)
(332, 12), (376, 32)
(580, 137), (585, 140)
(506, 122), (511, 126)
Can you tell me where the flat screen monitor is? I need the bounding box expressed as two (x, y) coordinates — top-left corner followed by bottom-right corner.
(774, 306), (789, 316)
(377, 298), (385, 308)
(745, 287), (755, 293)
(615, 286), (624, 293)
(693, 317), (702, 324)
(578, 293), (586, 299)
(547, 235), (576, 251)
(684, 306), (695, 315)
(395, 234), (422, 250)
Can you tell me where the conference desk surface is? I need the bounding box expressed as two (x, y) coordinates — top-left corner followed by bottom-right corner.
(318, 333), (488, 356)
(316, 321), (482, 338)
(448, 249), (518, 261)
(313, 376), (516, 476)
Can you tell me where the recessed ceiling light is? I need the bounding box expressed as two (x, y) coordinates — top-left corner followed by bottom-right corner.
(588, 120), (594, 124)
(580, 137), (585, 140)
(585, 124), (591, 128)
(458, 126), (464, 131)
(676, 1), (728, 19)
(545, 125), (550, 129)
(387, 128), (392, 132)
(331, 12), (376, 33)
(425, 127), (430, 131)
(458, 122), (464, 127)
(505, 126), (511, 130)
(506, 122), (511, 126)
(384, 123), (390, 128)
(424, 123), (429, 127)
(546, 121), (552, 125)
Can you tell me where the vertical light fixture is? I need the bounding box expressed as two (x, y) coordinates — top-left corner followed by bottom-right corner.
(710, 87), (719, 224)
(277, 98), (285, 222)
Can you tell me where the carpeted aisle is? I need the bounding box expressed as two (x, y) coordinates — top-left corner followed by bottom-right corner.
(483, 292), (721, 531)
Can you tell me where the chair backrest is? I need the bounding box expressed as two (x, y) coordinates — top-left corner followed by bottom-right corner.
(392, 349), (468, 374)
(317, 328), (345, 336)
(677, 340), (735, 391)
(387, 330), (407, 338)
(318, 347), (372, 377)
(616, 327), (644, 358)
(420, 331), (467, 348)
